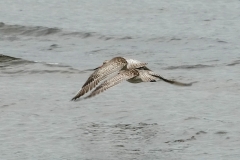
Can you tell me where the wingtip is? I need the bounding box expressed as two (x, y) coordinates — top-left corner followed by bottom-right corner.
(71, 96), (78, 101)
(71, 97), (85, 102)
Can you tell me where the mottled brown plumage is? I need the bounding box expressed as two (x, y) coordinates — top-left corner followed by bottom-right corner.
(85, 69), (139, 99)
(71, 57), (195, 101)
(84, 69), (194, 99)
(71, 57), (147, 100)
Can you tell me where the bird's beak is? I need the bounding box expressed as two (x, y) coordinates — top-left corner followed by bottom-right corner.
(93, 66), (100, 70)
(93, 64), (104, 70)
(89, 63), (104, 71)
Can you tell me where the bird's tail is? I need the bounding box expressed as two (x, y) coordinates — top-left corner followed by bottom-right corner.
(151, 74), (196, 86)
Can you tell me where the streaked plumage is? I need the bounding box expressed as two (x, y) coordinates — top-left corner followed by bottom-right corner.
(71, 57), (194, 100)
(84, 69), (193, 99)
(71, 57), (147, 100)
(85, 69), (139, 99)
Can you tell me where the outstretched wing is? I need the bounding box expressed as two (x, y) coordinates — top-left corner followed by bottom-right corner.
(149, 71), (195, 86)
(125, 59), (148, 69)
(71, 57), (128, 101)
(85, 69), (139, 99)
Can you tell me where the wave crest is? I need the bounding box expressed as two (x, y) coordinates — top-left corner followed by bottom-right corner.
(164, 64), (213, 70)
(0, 22), (133, 40)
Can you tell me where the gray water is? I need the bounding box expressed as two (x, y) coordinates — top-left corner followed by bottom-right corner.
(1, 0), (240, 159)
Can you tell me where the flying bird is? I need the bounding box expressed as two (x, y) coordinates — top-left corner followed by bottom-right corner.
(71, 57), (194, 100)
(71, 57), (147, 100)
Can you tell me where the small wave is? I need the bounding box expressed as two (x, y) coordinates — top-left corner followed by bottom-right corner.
(165, 136), (196, 143)
(0, 54), (34, 68)
(2, 69), (84, 75)
(215, 131), (227, 135)
(0, 22), (134, 40)
(0, 22), (60, 36)
(164, 64), (213, 70)
(226, 60), (240, 66)
(0, 54), (88, 75)
(196, 131), (207, 135)
(0, 54), (20, 62)
(62, 31), (96, 38)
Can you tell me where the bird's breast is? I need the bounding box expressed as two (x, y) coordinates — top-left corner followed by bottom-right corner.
(127, 76), (143, 83)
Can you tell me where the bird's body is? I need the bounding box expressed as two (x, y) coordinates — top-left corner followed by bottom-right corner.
(71, 57), (194, 100)
(71, 57), (148, 100)
(84, 69), (193, 99)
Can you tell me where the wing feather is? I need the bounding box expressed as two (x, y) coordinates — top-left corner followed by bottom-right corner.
(136, 70), (158, 82)
(85, 69), (139, 99)
(126, 59), (147, 69)
(71, 57), (127, 100)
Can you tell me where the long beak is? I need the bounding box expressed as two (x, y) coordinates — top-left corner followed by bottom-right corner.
(88, 64), (104, 71)
(93, 67), (100, 70)
(85, 66), (100, 71)
(94, 63), (105, 70)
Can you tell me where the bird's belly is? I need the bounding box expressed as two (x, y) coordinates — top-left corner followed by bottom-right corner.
(127, 76), (143, 83)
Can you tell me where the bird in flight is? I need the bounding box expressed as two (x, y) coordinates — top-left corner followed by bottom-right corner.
(71, 57), (194, 100)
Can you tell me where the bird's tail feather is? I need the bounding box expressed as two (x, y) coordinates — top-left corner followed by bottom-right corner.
(151, 74), (196, 86)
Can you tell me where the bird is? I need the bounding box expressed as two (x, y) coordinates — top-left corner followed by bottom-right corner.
(71, 57), (148, 100)
(84, 69), (194, 99)
(71, 57), (194, 100)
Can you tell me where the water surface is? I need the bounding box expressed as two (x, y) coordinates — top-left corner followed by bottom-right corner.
(1, 0), (240, 159)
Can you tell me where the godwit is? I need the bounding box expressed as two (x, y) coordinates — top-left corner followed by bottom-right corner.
(84, 69), (194, 99)
(71, 57), (148, 100)
(71, 57), (194, 100)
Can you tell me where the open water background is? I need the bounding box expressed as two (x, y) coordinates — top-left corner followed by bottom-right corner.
(0, 0), (240, 159)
